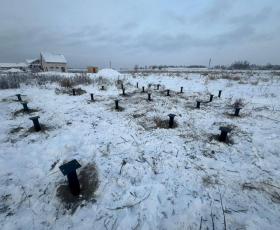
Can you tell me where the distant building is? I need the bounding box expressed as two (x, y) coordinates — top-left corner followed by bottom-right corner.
(40, 52), (67, 72)
(0, 63), (28, 72)
(26, 59), (42, 72)
(87, 66), (98, 73)
(3, 68), (24, 73)
(0, 52), (68, 73)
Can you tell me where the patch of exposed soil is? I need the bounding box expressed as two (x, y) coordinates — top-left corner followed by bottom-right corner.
(224, 111), (247, 118)
(55, 87), (86, 95)
(202, 175), (220, 188)
(13, 108), (40, 116)
(209, 133), (234, 145)
(154, 117), (178, 129)
(56, 163), (99, 214)
(132, 113), (145, 119)
(111, 105), (124, 112)
(9, 127), (24, 134)
(26, 124), (50, 133)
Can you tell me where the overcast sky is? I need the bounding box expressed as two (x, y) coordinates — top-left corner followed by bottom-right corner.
(0, 0), (279, 68)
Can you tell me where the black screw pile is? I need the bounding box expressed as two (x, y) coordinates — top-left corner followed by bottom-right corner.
(115, 99), (119, 110)
(29, 116), (41, 132)
(196, 101), (201, 109)
(22, 102), (29, 112)
(209, 94), (214, 102)
(148, 93), (152, 101)
(122, 88), (126, 95)
(218, 90), (222, 98)
(219, 127), (231, 142)
(72, 89), (76, 96)
(180, 87), (183, 93)
(234, 107), (242, 116)
(157, 84), (160, 90)
(136, 82), (139, 88)
(16, 94), (22, 101)
(166, 90), (170, 96)
(142, 86), (145, 93)
(90, 93), (94, 101)
(59, 159), (81, 196)
(168, 114), (176, 128)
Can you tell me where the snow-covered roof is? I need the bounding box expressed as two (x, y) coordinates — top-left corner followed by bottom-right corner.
(4, 68), (24, 73)
(41, 52), (67, 64)
(26, 59), (39, 64)
(0, 63), (27, 68)
(0, 63), (17, 68)
(17, 62), (28, 67)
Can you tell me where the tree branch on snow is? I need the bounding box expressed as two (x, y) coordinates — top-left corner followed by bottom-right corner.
(261, 181), (280, 190)
(120, 136), (128, 142)
(218, 188), (227, 230)
(103, 216), (117, 230)
(17, 185), (30, 209)
(256, 115), (280, 123)
(210, 200), (215, 230)
(119, 159), (127, 175)
(107, 192), (151, 210)
(199, 216), (203, 230)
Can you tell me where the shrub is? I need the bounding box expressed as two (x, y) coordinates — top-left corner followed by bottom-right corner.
(0, 72), (93, 89)
(0, 74), (20, 89)
(233, 98), (244, 108)
(93, 76), (112, 86)
(72, 74), (92, 85)
(60, 78), (74, 88)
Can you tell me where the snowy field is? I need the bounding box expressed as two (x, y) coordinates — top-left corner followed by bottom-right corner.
(0, 71), (280, 229)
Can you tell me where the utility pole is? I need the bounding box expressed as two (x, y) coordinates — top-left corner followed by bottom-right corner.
(109, 60), (111, 69)
(209, 58), (212, 69)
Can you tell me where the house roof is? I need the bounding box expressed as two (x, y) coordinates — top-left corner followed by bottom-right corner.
(4, 68), (24, 73)
(0, 63), (28, 68)
(26, 59), (39, 64)
(41, 52), (67, 64)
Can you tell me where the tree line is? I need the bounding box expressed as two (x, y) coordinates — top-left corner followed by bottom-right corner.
(134, 61), (280, 70)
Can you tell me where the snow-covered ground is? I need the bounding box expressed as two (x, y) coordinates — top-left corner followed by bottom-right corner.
(0, 71), (280, 229)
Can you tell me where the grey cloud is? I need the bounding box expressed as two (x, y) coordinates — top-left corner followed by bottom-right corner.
(211, 25), (256, 45)
(162, 11), (187, 25)
(0, 21), (277, 66)
(134, 32), (193, 52)
(120, 22), (139, 30)
(0, 0), (279, 66)
(193, 0), (235, 24)
(205, 0), (233, 21)
(129, 23), (275, 54)
(229, 7), (272, 25)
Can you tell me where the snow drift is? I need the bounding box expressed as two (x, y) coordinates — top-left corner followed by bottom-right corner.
(96, 68), (120, 79)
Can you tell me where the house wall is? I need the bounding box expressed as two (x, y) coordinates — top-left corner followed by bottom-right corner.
(28, 60), (42, 72)
(41, 57), (67, 72)
(87, 67), (98, 73)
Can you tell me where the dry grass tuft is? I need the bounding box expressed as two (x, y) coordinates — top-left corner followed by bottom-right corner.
(55, 87), (86, 95)
(232, 98), (245, 108)
(202, 175), (220, 187)
(59, 78), (74, 88)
